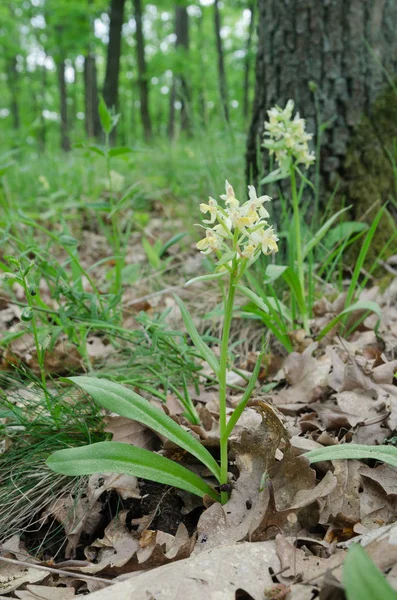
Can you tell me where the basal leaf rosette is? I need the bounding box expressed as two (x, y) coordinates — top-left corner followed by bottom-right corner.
(193, 181), (278, 284)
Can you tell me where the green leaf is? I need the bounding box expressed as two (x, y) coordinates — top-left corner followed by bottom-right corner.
(325, 221), (368, 249)
(142, 237), (161, 269)
(47, 442), (220, 502)
(66, 376), (221, 481)
(260, 168), (286, 184)
(98, 96), (112, 135)
(302, 205), (351, 259)
(317, 300), (381, 340)
(304, 443), (397, 467)
(185, 272), (228, 287)
(159, 232), (187, 257)
(108, 146), (135, 158)
(345, 205), (386, 307)
(58, 234), (78, 247)
(174, 295), (220, 376)
(263, 264), (288, 283)
(86, 144), (106, 157)
(236, 284), (269, 313)
(343, 545), (397, 600)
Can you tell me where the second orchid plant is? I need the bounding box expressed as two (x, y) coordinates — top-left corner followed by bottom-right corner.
(47, 181), (279, 505)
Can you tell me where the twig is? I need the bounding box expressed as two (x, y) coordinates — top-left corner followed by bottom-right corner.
(0, 555), (115, 586)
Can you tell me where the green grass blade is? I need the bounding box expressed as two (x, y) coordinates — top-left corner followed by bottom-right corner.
(302, 205), (351, 259)
(174, 295), (220, 376)
(236, 284), (269, 313)
(345, 205), (386, 308)
(47, 442), (220, 502)
(66, 377), (221, 481)
(343, 544), (397, 600)
(305, 444), (397, 467)
(317, 300), (381, 340)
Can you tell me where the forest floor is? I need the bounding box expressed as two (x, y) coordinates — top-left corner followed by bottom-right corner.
(0, 138), (397, 599)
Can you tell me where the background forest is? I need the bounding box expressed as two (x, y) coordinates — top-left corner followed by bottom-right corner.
(1, 1), (397, 599)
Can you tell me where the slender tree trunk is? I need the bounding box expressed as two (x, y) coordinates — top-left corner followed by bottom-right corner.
(103, 0), (125, 111)
(214, 0), (229, 123)
(56, 57), (71, 152)
(84, 52), (101, 138)
(168, 5), (190, 138)
(196, 12), (207, 127)
(242, 1), (255, 120)
(7, 56), (20, 130)
(133, 0), (152, 140)
(246, 0), (397, 193)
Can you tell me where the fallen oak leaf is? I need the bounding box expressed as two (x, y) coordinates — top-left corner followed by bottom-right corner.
(81, 541), (281, 600)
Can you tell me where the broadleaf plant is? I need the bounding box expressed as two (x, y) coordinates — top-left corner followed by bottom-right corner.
(47, 179), (280, 505)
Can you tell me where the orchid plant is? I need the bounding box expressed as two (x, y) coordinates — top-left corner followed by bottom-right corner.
(47, 181), (279, 505)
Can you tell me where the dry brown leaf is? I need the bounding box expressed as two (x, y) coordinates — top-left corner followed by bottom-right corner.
(84, 541), (280, 600)
(273, 343), (331, 406)
(88, 472), (140, 501)
(44, 495), (102, 557)
(83, 512), (140, 574)
(275, 535), (344, 583)
(15, 585), (76, 600)
(104, 415), (157, 449)
(359, 463), (397, 496)
(319, 460), (362, 525)
(0, 563), (46, 595)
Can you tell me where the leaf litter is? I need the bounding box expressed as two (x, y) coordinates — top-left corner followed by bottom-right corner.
(1, 270), (397, 596)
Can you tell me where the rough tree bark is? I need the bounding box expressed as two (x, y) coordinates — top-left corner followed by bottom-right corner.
(56, 57), (71, 152)
(103, 0), (125, 111)
(133, 0), (152, 140)
(214, 0), (229, 123)
(7, 56), (20, 131)
(168, 5), (190, 138)
(246, 0), (397, 193)
(84, 52), (101, 138)
(242, 1), (255, 120)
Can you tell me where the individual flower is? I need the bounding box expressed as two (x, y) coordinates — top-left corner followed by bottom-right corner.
(196, 181), (278, 266)
(250, 226), (279, 255)
(200, 197), (218, 224)
(262, 100), (315, 173)
(220, 180), (239, 209)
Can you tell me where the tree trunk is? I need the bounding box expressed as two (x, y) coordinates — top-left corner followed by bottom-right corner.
(7, 56), (20, 130)
(133, 0), (152, 140)
(56, 57), (71, 152)
(168, 5), (190, 138)
(103, 0), (125, 111)
(214, 0), (229, 123)
(246, 0), (397, 192)
(242, 1), (255, 120)
(84, 52), (101, 138)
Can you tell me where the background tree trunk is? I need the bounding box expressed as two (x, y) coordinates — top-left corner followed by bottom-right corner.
(7, 56), (20, 131)
(84, 52), (101, 138)
(56, 57), (71, 152)
(133, 0), (152, 140)
(168, 5), (190, 138)
(246, 0), (397, 193)
(103, 0), (125, 111)
(214, 0), (229, 124)
(242, 1), (255, 120)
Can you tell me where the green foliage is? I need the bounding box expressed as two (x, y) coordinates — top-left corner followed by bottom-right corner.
(343, 545), (397, 600)
(63, 376), (221, 479)
(305, 444), (397, 467)
(47, 441), (220, 501)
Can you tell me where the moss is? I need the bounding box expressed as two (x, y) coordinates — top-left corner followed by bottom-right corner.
(343, 83), (397, 270)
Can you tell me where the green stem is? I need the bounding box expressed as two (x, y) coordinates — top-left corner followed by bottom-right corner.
(20, 271), (57, 425)
(105, 134), (123, 299)
(290, 165), (309, 334)
(218, 272), (236, 504)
